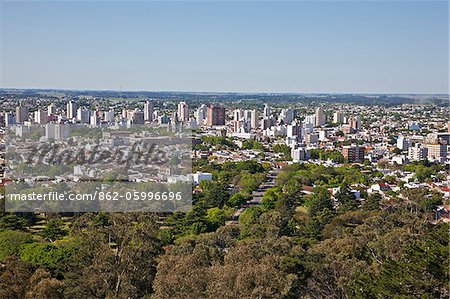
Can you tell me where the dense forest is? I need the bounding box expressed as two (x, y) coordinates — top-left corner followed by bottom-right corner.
(0, 158), (448, 298)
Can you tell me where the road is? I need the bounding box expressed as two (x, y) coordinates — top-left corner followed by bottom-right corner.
(226, 168), (279, 225)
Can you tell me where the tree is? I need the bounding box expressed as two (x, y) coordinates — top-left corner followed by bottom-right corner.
(0, 230), (33, 261)
(419, 193), (443, 213)
(25, 269), (64, 299)
(273, 144), (292, 160)
(152, 230), (299, 299)
(19, 243), (74, 270)
(200, 181), (230, 208)
(309, 187), (334, 217)
(335, 182), (358, 212)
(346, 223), (449, 298)
(40, 219), (66, 242)
(392, 148), (402, 154)
(239, 207), (263, 237)
(235, 172), (265, 194)
(235, 160), (265, 174)
(227, 192), (250, 207)
(304, 187), (335, 240)
(362, 193), (382, 211)
(0, 257), (34, 299)
(262, 188), (278, 210)
(64, 213), (162, 299)
(320, 150), (344, 163)
(0, 214), (30, 231)
(205, 207), (229, 231)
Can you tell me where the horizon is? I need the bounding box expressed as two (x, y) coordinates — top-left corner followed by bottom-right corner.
(1, 87), (449, 97)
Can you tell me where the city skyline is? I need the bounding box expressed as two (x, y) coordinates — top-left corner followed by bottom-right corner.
(1, 1), (449, 94)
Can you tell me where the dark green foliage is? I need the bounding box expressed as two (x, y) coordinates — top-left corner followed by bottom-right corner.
(0, 155), (447, 298)
(40, 219), (66, 241)
(404, 162), (444, 183)
(20, 243), (74, 270)
(0, 215), (31, 231)
(261, 188), (278, 210)
(273, 144), (292, 160)
(199, 180), (230, 208)
(362, 193), (382, 211)
(201, 136), (236, 148)
(0, 230), (33, 261)
(227, 192), (251, 207)
(336, 182), (359, 212)
(310, 149), (344, 163)
(241, 139), (265, 150)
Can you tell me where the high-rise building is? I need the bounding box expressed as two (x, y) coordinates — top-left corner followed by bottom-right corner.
(132, 109), (145, 125)
(232, 119), (250, 133)
(315, 107), (326, 126)
(342, 146), (365, 163)
(260, 118), (272, 130)
(304, 114), (316, 127)
(16, 106), (29, 124)
(333, 111), (344, 124)
(291, 146), (311, 162)
(426, 144), (447, 163)
(177, 102), (189, 122)
(303, 122), (314, 135)
(77, 108), (92, 124)
(233, 109), (243, 121)
(287, 122), (301, 139)
(90, 113), (100, 126)
(158, 114), (170, 125)
(424, 132), (450, 146)
(34, 109), (48, 125)
(318, 130), (328, 141)
(206, 106), (225, 126)
(305, 132), (319, 145)
(122, 108), (128, 119)
(263, 104), (271, 118)
(349, 116), (361, 132)
(396, 135), (410, 151)
(250, 110), (259, 129)
(104, 110), (115, 123)
(195, 105), (207, 126)
(280, 108), (295, 125)
(144, 100), (154, 122)
(437, 133), (450, 145)
(67, 101), (78, 119)
(47, 103), (56, 116)
(45, 123), (71, 140)
(5, 112), (15, 127)
(243, 110), (252, 122)
(408, 144), (427, 162)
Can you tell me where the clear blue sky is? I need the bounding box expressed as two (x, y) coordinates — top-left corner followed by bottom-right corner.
(1, 1), (448, 94)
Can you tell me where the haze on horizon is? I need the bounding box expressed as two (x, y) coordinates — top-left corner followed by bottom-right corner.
(1, 1), (448, 94)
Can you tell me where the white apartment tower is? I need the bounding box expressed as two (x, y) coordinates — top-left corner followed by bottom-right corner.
(408, 144), (427, 162)
(34, 109), (48, 125)
(48, 103), (56, 116)
(250, 110), (259, 129)
(195, 105), (207, 126)
(315, 107), (326, 126)
(177, 102), (189, 122)
(397, 135), (410, 151)
(333, 111), (344, 124)
(67, 101), (78, 119)
(144, 100), (154, 122)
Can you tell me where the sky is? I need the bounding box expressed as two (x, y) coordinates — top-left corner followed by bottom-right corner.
(1, 1), (448, 94)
